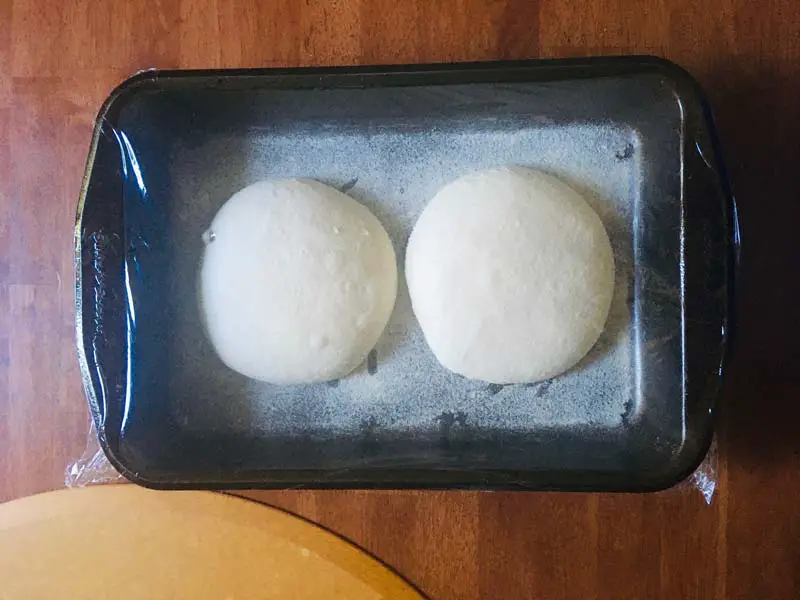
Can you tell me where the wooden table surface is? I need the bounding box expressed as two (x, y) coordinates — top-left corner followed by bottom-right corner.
(1, 1), (798, 598)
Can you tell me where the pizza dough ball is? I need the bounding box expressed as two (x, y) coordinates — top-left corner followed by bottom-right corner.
(406, 166), (615, 384)
(200, 179), (397, 384)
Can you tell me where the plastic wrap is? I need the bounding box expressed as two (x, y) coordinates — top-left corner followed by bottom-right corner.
(685, 437), (719, 504)
(73, 58), (736, 492)
(65, 421), (720, 503)
(65, 421), (126, 488)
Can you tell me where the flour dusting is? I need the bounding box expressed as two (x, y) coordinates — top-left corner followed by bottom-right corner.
(167, 122), (640, 438)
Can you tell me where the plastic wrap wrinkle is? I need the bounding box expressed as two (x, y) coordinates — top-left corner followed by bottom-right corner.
(65, 421), (126, 487)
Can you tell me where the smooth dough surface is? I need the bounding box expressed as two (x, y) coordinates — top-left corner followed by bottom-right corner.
(405, 166), (615, 384)
(200, 179), (397, 384)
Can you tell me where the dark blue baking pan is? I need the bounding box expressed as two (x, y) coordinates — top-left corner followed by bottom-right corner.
(75, 56), (738, 491)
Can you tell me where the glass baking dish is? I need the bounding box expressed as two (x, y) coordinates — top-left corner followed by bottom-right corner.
(75, 57), (737, 491)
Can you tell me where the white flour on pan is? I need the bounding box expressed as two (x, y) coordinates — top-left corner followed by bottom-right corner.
(168, 123), (639, 436)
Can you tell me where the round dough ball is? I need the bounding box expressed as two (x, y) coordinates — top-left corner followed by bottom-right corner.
(405, 166), (615, 384)
(200, 179), (397, 384)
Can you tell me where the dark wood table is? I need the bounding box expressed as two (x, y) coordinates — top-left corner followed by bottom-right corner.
(2, 1), (798, 598)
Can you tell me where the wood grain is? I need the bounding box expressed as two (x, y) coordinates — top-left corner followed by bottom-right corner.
(1, 0), (799, 598)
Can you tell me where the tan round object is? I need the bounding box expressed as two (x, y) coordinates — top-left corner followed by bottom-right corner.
(0, 486), (422, 599)
(200, 179), (397, 384)
(406, 166), (615, 384)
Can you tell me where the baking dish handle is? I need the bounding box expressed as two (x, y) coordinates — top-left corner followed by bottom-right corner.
(75, 120), (130, 450)
(681, 105), (738, 423)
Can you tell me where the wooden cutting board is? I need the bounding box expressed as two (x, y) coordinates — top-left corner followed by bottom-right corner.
(0, 485), (423, 599)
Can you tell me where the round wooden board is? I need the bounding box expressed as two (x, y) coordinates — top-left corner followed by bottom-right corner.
(0, 485), (423, 600)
